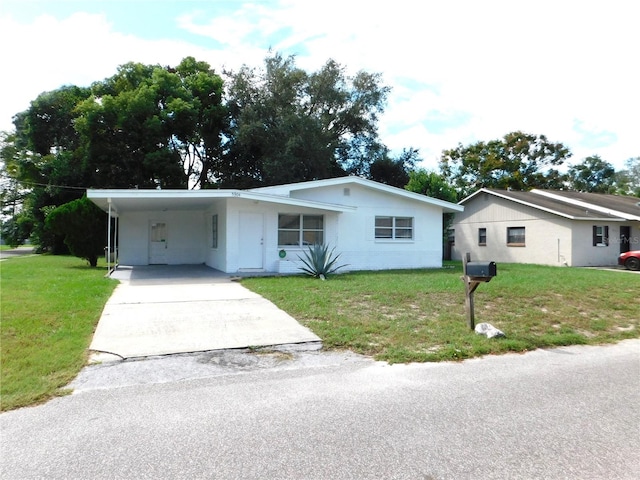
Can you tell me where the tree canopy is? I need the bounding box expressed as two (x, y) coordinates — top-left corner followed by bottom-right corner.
(222, 53), (390, 187)
(439, 131), (571, 197)
(0, 53), (405, 250)
(566, 155), (616, 193)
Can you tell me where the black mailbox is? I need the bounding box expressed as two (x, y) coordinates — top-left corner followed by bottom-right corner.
(465, 261), (497, 278)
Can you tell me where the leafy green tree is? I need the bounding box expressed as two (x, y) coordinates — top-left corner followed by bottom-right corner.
(369, 148), (418, 188)
(223, 53), (390, 187)
(439, 131), (571, 197)
(45, 197), (107, 267)
(405, 168), (459, 203)
(567, 155), (616, 193)
(405, 168), (460, 246)
(614, 157), (640, 197)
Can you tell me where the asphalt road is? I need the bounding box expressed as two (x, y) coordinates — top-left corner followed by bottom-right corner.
(1, 340), (639, 480)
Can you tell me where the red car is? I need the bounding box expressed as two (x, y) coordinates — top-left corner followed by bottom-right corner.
(618, 250), (640, 271)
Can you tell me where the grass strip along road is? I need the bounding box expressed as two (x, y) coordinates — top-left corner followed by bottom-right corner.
(1, 256), (638, 411)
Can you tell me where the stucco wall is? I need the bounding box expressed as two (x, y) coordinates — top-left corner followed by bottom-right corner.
(451, 194), (574, 266)
(292, 184), (444, 271)
(571, 222), (640, 266)
(451, 193), (639, 267)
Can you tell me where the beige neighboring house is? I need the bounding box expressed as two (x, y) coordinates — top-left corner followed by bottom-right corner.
(450, 189), (640, 267)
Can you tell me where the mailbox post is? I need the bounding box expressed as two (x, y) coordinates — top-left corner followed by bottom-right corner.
(461, 252), (497, 330)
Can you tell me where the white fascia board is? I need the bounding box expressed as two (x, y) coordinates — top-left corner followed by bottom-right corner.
(532, 190), (640, 221)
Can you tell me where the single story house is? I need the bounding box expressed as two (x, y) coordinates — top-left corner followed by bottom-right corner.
(450, 188), (640, 267)
(87, 176), (463, 274)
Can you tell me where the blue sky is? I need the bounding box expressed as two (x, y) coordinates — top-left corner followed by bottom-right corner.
(1, 0), (637, 171)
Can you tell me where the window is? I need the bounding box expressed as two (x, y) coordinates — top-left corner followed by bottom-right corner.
(211, 215), (218, 249)
(278, 214), (324, 246)
(375, 216), (413, 240)
(478, 228), (487, 246)
(592, 225), (609, 246)
(507, 227), (525, 246)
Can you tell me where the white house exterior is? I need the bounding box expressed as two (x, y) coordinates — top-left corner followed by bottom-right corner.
(450, 188), (640, 267)
(87, 176), (463, 274)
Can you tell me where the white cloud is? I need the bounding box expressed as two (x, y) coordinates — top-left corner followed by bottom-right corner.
(1, 0), (638, 172)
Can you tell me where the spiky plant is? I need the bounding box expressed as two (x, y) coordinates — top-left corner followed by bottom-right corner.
(297, 244), (348, 280)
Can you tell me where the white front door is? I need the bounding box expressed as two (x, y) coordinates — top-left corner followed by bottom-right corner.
(238, 213), (264, 270)
(149, 221), (168, 264)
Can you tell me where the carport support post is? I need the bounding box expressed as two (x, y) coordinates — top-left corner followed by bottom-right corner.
(461, 252), (481, 330)
(107, 198), (112, 272)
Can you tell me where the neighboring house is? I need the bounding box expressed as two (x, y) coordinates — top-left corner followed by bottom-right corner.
(450, 188), (640, 267)
(87, 176), (463, 274)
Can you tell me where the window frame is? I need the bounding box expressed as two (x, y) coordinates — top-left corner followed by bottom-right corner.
(507, 226), (526, 246)
(278, 214), (324, 247)
(211, 214), (218, 249)
(592, 225), (609, 247)
(374, 216), (414, 241)
(478, 227), (487, 246)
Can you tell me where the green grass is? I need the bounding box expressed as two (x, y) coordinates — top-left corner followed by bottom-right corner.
(2, 257), (638, 411)
(1, 255), (117, 411)
(242, 263), (640, 363)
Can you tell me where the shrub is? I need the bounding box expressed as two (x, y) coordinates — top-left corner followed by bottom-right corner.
(298, 244), (348, 280)
(45, 196), (106, 267)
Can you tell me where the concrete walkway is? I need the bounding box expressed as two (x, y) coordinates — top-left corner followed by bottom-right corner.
(90, 265), (321, 360)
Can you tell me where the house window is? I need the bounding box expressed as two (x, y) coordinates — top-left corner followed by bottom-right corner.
(278, 214), (324, 246)
(478, 228), (487, 246)
(211, 215), (218, 249)
(507, 227), (525, 246)
(592, 225), (609, 246)
(375, 216), (413, 240)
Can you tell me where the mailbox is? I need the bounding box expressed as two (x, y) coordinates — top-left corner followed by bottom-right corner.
(465, 261), (497, 278)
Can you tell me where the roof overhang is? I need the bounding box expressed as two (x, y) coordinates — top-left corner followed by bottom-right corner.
(251, 176), (464, 213)
(459, 188), (630, 221)
(87, 189), (357, 216)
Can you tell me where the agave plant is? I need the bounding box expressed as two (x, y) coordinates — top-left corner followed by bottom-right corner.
(297, 244), (348, 280)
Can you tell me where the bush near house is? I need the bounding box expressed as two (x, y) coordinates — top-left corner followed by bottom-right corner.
(45, 197), (107, 267)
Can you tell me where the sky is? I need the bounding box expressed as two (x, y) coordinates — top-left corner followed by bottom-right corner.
(1, 0), (638, 172)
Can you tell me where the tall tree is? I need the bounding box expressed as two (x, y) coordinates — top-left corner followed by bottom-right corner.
(615, 157), (640, 197)
(223, 53), (390, 187)
(405, 168), (459, 247)
(77, 58), (225, 189)
(439, 131), (571, 197)
(369, 148), (418, 188)
(567, 155), (616, 193)
(405, 168), (459, 203)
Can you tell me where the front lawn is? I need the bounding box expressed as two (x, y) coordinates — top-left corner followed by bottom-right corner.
(242, 263), (640, 363)
(1, 255), (117, 411)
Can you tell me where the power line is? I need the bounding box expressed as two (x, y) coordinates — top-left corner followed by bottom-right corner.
(0, 176), (88, 191)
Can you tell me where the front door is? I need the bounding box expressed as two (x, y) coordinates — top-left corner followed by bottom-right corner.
(238, 213), (264, 270)
(620, 226), (631, 254)
(149, 221), (168, 264)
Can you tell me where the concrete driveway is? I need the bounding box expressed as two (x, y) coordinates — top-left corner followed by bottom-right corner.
(89, 265), (321, 360)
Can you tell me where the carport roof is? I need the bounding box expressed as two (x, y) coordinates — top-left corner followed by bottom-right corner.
(87, 189), (356, 215)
